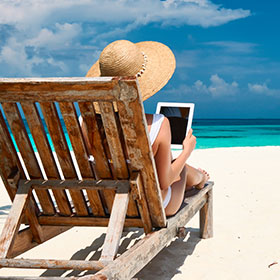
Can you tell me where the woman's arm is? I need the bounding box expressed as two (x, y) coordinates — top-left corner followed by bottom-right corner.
(154, 117), (196, 190)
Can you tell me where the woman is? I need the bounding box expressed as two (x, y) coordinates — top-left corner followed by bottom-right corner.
(87, 40), (210, 216)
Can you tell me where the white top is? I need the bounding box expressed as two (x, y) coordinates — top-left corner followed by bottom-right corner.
(149, 114), (165, 145)
(148, 114), (171, 208)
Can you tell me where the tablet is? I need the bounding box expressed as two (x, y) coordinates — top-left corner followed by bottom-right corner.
(156, 102), (195, 149)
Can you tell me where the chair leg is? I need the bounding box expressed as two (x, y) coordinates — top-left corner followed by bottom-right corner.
(199, 188), (213, 239)
(0, 183), (31, 258)
(100, 192), (129, 263)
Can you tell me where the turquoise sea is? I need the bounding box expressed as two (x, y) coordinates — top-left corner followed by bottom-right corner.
(192, 119), (280, 149)
(4, 118), (280, 152)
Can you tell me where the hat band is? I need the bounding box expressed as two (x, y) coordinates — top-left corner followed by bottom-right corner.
(136, 52), (148, 78)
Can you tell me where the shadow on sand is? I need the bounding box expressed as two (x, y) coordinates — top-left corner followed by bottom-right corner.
(40, 227), (201, 279)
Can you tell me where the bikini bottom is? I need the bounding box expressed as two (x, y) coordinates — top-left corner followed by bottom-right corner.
(163, 186), (172, 208)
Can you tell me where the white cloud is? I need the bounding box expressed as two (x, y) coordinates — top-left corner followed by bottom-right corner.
(0, 0), (251, 77)
(190, 77), (280, 98)
(248, 83), (280, 96)
(205, 41), (257, 54)
(0, 0), (251, 28)
(208, 74), (238, 96)
(189, 74), (239, 97)
(26, 23), (82, 50)
(194, 80), (208, 93)
(0, 37), (43, 76)
(165, 74), (240, 98)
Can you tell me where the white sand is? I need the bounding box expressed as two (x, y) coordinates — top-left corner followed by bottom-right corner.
(0, 146), (280, 279)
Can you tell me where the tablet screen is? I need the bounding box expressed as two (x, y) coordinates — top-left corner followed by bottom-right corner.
(156, 102), (195, 148)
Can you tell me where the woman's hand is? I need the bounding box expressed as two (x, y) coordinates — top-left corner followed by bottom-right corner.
(182, 128), (196, 155)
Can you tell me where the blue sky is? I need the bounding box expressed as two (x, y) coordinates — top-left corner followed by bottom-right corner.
(0, 0), (279, 118)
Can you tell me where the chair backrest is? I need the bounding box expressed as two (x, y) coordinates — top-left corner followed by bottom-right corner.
(0, 77), (166, 228)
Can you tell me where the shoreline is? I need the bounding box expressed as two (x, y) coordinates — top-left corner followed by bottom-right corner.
(197, 145), (280, 150)
(1, 146), (280, 279)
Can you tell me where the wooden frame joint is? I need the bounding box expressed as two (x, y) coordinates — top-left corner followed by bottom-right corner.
(130, 171), (141, 200)
(130, 171), (153, 234)
(7, 169), (21, 190)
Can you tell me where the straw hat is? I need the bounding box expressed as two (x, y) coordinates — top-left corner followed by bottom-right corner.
(86, 40), (176, 101)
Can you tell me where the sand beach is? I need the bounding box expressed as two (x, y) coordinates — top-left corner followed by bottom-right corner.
(0, 146), (279, 279)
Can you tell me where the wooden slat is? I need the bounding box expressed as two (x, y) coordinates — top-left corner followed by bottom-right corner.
(0, 110), (45, 250)
(30, 178), (129, 190)
(0, 77), (120, 102)
(20, 103), (59, 177)
(0, 111), (24, 201)
(99, 102), (138, 216)
(115, 111), (139, 217)
(0, 277), (77, 280)
(79, 102), (115, 214)
(2, 103), (42, 179)
(100, 192), (129, 263)
(40, 102), (87, 216)
(0, 183), (31, 258)
(2, 103), (53, 213)
(130, 172), (152, 234)
(1, 103), (48, 239)
(21, 103), (72, 215)
(20, 103), (56, 215)
(78, 102), (111, 177)
(0, 258), (104, 271)
(99, 102), (129, 179)
(117, 79), (166, 227)
(38, 216), (143, 228)
(59, 102), (104, 216)
(59, 102), (93, 177)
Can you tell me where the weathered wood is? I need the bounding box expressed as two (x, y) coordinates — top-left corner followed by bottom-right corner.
(0, 112), (24, 201)
(0, 78), (214, 279)
(40, 102), (86, 216)
(20, 102), (59, 214)
(0, 77), (122, 102)
(1, 103), (54, 215)
(78, 102), (111, 178)
(0, 277), (77, 280)
(18, 178), (129, 191)
(117, 80), (166, 227)
(8, 226), (71, 258)
(91, 186), (212, 280)
(200, 187), (213, 239)
(59, 102), (104, 217)
(1, 103), (42, 178)
(38, 216), (142, 228)
(79, 102), (114, 214)
(24, 200), (44, 244)
(20, 101), (79, 216)
(0, 110), (44, 244)
(99, 102), (129, 179)
(59, 102), (94, 178)
(100, 192), (129, 263)
(99, 101), (138, 217)
(0, 183), (31, 258)
(130, 172), (152, 234)
(0, 258), (104, 271)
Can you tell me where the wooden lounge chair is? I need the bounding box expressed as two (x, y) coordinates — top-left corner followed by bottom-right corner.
(0, 77), (213, 279)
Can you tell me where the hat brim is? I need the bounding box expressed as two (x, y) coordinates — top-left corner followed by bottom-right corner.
(86, 41), (176, 101)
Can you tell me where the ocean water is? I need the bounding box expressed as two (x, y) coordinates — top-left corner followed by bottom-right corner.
(192, 119), (280, 149)
(5, 118), (280, 152)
